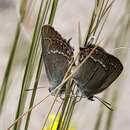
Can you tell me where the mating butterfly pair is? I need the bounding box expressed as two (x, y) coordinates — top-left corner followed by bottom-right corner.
(41, 25), (123, 100)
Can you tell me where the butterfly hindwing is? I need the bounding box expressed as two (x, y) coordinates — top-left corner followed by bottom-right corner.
(93, 53), (123, 94)
(74, 45), (123, 97)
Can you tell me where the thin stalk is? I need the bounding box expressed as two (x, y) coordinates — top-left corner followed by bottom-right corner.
(62, 95), (73, 130)
(24, 0), (53, 129)
(0, 0), (28, 113)
(63, 96), (76, 130)
(48, 0), (59, 25)
(7, 94), (51, 130)
(84, 6), (97, 45)
(50, 101), (63, 130)
(62, 85), (76, 130)
(101, 0), (115, 19)
(24, 55), (43, 130)
(93, 0), (114, 36)
(0, 22), (21, 113)
(56, 81), (73, 130)
(92, 0), (105, 35)
(13, 0), (46, 129)
(65, 98), (76, 130)
(85, 0), (114, 47)
(42, 91), (60, 129)
(95, 4), (112, 44)
(92, 0), (114, 35)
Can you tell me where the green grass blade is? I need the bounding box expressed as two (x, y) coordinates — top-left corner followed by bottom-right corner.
(13, 0), (47, 129)
(0, 23), (20, 113)
(48, 0), (59, 25)
(0, 0), (28, 114)
(24, 0), (59, 129)
(24, 55), (43, 130)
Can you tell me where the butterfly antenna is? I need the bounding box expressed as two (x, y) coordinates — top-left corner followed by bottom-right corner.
(84, 35), (95, 47)
(93, 96), (113, 111)
(88, 36), (95, 45)
(67, 37), (72, 44)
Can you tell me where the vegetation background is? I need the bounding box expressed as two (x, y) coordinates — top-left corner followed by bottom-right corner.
(0, 0), (130, 130)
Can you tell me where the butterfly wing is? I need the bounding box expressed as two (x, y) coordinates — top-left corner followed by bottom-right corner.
(90, 53), (123, 95)
(41, 25), (74, 92)
(74, 45), (123, 97)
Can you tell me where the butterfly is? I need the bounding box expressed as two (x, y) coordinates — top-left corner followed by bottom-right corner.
(41, 25), (74, 93)
(73, 44), (123, 101)
(41, 25), (123, 100)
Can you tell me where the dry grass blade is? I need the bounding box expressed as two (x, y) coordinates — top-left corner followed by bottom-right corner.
(24, 0), (59, 129)
(42, 92), (60, 129)
(50, 101), (63, 130)
(0, 0), (28, 113)
(13, 0), (46, 129)
(84, 0), (115, 46)
(7, 94), (50, 130)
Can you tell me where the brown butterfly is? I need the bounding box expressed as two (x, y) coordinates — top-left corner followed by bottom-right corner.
(41, 25), (74, 92)
(41, 25), (123, 102)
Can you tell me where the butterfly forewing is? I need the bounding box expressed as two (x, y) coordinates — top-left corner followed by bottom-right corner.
(41, 25), (74, 92)
(74, 44), (123, 97)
